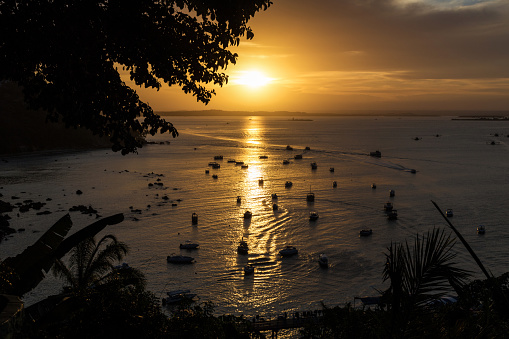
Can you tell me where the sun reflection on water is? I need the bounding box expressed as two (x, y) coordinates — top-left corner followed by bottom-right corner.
(226, 117), (294, 311)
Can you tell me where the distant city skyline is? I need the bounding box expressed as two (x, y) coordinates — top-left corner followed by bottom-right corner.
(125, 0), (509, 113)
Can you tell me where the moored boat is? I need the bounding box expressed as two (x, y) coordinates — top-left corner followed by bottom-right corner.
(237, 196), (241, 204)
(360, 229), (373, 236)
(283, 159), (290, 165)
(192, 213), (198, 224)
(332, 181), (337, 188)
(180, 241), (199, 250)
(384, 202), (393, 211)
(371, 183), (376, 189)
(329, 167), (334, 172)
(167, 255), (195, 264)
(294, 154), (303, 159)
(243, 211), (252, 219)
(279, 246), (298, 257)
(259, 155), (268, 159)
(286, 145), (293, 150)
(237, 238), (249, 254)
(162, 289), (197, 305)
(310, 162), (317, 169)
(309, 211), (319, 221)
(271, 193), (278, 200)
(285, 181), (293, 188)
(387, 210), (398, 220)
(318, 253), (329, 268)
(307, 192), (315, 202)
(244, 264), (255, 275)
(389, 189), (395, 197)
(446, 209), (453, 217)
(369, 150), (381, 158)
(477, 225), (486, 234)
(214, 155), (223, 160)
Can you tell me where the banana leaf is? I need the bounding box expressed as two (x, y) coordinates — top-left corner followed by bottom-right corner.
(2, 213), (124, 296)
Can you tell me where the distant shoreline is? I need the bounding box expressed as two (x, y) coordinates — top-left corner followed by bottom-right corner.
(156, 110), (509, 117)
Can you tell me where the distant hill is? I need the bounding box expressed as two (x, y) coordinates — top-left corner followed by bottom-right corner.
(156, 109), (509, 117)
(0, 82), (111, 155)
(157, 110), (309, 116)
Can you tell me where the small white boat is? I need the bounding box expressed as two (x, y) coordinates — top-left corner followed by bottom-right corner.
(477, 225), (486, 234)
(167, 255), (195, 264)
(180, 241), (199, 250)
(310, 162), (317, 169)
(243, 211), (252, 219)
(162, 289), (197, 305)
(192, 213), (198, 224)
(285, 181), (293, 188)
(446, 209), (453, 217)
(279, 245), (298, 257)
(244, 265), (255, 275)
(309, 211), (319, 221)
(318, 254), (329, 268)
(271, 193), (278, 200)
(360, 229), (373, 236)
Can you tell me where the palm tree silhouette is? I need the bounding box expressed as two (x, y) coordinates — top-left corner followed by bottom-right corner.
(52, 234), (144, 292)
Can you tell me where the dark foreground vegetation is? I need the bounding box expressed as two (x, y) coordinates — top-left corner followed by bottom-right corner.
(2, 211), (509, 338)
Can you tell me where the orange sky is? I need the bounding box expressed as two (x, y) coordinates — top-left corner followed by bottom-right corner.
(129, 0), (509, 113)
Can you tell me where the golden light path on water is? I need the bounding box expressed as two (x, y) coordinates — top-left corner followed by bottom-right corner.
(229, 117), (286, 311)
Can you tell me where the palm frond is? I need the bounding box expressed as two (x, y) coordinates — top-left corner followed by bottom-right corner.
(405, 228), (470, 306)
(384, 227), (471, 311)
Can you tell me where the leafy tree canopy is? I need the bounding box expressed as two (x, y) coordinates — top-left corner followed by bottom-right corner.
(0, 0), (272, 154)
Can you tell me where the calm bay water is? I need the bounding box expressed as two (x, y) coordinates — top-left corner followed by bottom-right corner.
(2, 115), (509, 319)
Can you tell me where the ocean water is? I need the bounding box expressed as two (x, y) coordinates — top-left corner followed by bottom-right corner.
(2, 115), (509, 320)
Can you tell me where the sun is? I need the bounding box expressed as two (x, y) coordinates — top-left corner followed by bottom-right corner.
(232, 70), (273, 88)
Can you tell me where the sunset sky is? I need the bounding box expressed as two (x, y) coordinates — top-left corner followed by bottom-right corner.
(132, 0), (509, 113)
